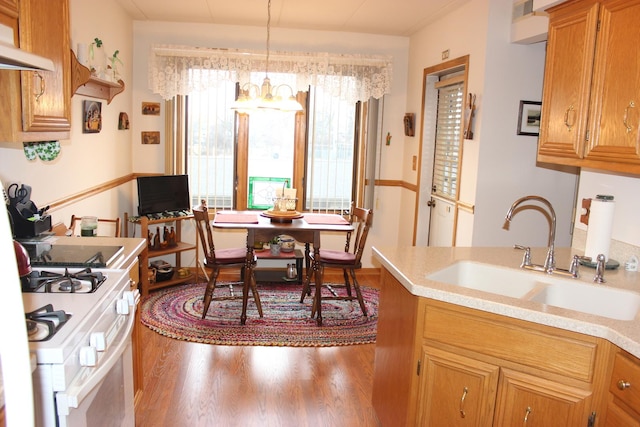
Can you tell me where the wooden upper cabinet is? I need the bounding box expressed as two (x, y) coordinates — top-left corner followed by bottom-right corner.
(0, 0), (71, 142)
(585, 0), (640, 166)
(18, 0), (71, 136)
(0, 0), (18, 19)
(538, 0), (599, 161)
(538, 0), (640, 174)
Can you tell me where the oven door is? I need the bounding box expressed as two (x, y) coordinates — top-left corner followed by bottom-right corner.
(55, 295), (137, 427)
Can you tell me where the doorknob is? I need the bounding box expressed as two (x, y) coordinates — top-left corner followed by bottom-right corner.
(427, 200), (436, 207)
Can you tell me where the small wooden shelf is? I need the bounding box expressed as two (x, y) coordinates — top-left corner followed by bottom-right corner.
(70, 49), (125, 104)
(124, 212), (198, 296)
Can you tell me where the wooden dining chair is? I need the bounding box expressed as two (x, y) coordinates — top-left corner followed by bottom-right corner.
(192, 201), (263, 320)
(300, 202), (373, 318)
(69, 215), (121, 237)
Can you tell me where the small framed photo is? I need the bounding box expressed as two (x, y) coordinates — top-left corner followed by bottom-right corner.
(118, 112), (130, 130)
(141, 131), (160, 144)
(403, 113), (415, 137)
(142, 102), (160, 115)
(83, 100), (102, 133)
(517, 100), (542, 136)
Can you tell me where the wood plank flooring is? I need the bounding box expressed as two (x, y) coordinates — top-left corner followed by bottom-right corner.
(134, 272), (382, 427)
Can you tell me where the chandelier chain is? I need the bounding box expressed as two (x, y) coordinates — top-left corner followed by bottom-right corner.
(266, 0), (271, 76)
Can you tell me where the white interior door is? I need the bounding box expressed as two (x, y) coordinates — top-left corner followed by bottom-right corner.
(427, 196), (455, 246)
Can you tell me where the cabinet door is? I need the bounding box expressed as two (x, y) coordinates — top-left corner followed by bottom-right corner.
(585, 0), (640, 166)
(18, 0), (71, 134)
(494, 369), (593, 427)
(415, 346), (499, 427)
(603, 402), (640, 427)
(538, 0), (599, 163)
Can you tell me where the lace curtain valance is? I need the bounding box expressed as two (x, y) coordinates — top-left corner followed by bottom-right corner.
(149, 44), (393, 103)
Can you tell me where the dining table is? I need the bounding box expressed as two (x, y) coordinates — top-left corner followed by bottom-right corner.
(212, 210), (353, 325)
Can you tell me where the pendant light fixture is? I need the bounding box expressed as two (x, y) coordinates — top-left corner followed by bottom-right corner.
(231, 0), (303, 114)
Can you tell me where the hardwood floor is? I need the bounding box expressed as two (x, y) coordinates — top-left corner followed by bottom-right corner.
(134, 271), (382, 427)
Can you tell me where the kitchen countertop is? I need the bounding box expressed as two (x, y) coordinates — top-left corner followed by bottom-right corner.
(373, 245), (640, 359)
(38, 235), (147, 270)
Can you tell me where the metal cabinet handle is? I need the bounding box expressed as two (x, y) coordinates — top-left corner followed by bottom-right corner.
(34, 71), (46, 102)
(564, 105), (575, 131)
(523, 406), (532, 424)
(623, 101), (635, 133)
(459, 386), (468, 418)
(617, 379), (631, 390)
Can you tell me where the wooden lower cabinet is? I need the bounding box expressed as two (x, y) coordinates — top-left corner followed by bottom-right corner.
(414, 347), (594, 427)
(603, 352), (640, 426)
(372, 267), (613, 427)
(126, 257), (144, 407)
(415, 347), (498, 426)
(494, 369), (592, 426)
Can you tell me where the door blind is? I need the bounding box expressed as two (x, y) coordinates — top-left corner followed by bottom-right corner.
(432, 81), (464, 200)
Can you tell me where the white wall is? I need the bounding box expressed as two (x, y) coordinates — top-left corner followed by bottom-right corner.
(471, 0), (578, 248)
(405, 0), (578, 252)
(404, 0), (490, 246)
(0, 0), (134, 231)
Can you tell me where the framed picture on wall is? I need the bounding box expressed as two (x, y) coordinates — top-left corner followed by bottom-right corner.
(118, 112), (130, 130)
(142, 102), (160, 115)
(517, 100), (542, 136)
(83, 100), (102, 133)
(141, 131), (160, 144)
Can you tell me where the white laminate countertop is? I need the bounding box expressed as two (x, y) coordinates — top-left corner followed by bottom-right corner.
(372, 245), (640, 359)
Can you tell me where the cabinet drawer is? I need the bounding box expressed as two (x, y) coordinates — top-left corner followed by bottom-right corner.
(609, 353), (640, 413)
(423, 301), (598, 382)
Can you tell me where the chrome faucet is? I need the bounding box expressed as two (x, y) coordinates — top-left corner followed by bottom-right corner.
(505, 195), (556, 273)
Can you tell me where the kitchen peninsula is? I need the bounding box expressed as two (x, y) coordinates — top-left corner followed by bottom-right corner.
(371, 245), (640, 426)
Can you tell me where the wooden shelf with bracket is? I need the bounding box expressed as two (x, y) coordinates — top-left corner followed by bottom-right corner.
(70, 49), (124, 104)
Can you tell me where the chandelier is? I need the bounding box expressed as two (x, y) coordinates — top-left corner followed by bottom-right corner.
(230, 0), (303, 114)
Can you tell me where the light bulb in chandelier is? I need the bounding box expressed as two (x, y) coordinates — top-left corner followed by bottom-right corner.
(230, 0), (303, 115)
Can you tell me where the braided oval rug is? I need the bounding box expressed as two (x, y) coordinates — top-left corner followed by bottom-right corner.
(140, 282), (378, 347)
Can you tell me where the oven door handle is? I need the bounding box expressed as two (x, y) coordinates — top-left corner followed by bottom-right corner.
(56, 301), (137, 414)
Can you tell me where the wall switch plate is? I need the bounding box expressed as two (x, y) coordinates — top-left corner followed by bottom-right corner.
(442, 49), (450, 60)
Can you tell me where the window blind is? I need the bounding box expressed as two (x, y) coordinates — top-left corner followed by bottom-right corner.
(432, 81), (464, 200)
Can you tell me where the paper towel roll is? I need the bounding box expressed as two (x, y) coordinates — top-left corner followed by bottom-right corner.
(584, 196), (615, 261)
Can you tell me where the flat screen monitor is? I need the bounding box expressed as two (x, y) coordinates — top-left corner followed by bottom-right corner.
(137, 175), (190, 216)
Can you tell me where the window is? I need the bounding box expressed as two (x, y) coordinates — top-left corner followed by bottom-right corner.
(306, 86), (357, 211)
(184, 75), (365, 213)
(186, 82), (237, 209)
(432, 77), (464, 200)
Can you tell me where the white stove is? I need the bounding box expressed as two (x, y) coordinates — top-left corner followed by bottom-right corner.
(23, 267), (138, 427)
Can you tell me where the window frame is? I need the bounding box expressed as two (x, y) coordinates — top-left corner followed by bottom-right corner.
(178, 88), (369, 213)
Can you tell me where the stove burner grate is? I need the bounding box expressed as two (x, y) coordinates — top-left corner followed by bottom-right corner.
(25, 304), (71, 341)
(23, 268), (107, 293)
(49, 277), (82, 293)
